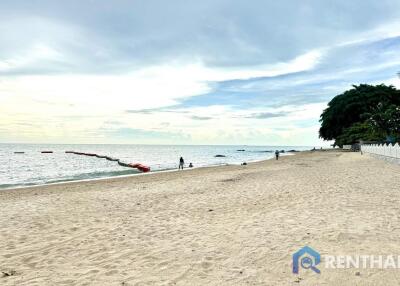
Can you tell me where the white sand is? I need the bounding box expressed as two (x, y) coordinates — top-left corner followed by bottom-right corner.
(1, 151), (400, 285)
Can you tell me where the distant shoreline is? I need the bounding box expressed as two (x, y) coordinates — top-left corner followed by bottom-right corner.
(0, 151), (299, 192)
(1, 144), (315, 191)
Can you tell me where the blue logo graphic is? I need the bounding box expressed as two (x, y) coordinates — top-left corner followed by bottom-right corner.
(292, 246), (321, 274)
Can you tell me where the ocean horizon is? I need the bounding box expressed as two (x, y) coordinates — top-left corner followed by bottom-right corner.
(0, 143), (313, 189)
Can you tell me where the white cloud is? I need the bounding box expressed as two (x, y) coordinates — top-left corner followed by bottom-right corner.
(0, 49), (322, 116)
(164, 50), (323, 82)
(337, 20), (400, 47)
(0, 43), (62, 72)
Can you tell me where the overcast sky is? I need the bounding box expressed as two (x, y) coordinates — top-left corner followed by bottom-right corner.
(1, 0), (400, 145)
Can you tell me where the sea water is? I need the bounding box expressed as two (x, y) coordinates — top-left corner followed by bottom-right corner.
(0, 144), (311, 189)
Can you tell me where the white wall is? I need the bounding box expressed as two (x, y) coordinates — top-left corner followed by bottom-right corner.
(361, 143), (400, 159)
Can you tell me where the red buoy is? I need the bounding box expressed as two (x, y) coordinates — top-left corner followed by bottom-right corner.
(127, 163), (150, 172)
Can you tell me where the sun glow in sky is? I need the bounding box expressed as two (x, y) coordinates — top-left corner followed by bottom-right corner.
(1, 1), (400, 145)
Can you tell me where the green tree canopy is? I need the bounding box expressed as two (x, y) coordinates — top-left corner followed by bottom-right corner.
(319, 84), (400, 146)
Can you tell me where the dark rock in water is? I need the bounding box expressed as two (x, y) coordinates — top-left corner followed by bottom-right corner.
(214, 154), (226, 157)
(280, 150), (285, 153)
(259, 150), (273, 153)
(41, 151), (53, 154)
(241, 162), (247, 165)
(237, 149), (245, 151)
(14, 152), (25, 154)
(288, 149), (299, 152)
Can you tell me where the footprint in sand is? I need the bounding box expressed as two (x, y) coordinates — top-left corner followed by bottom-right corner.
(104, 269), (119, 276)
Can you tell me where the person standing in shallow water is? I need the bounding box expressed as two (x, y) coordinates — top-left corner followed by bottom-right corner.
(179, 157), (184, 170)
(275, 150), (280, 160)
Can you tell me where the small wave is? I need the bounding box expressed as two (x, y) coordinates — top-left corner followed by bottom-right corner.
(0, 169), (141, 190)
(50, 169), (141, 183)
(0, 182), (37, 189)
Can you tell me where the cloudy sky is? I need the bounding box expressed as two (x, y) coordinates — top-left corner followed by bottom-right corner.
(1, 0), (400, 145)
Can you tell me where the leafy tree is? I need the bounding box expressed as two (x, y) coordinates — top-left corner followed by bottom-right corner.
(319, 84), (400, 145)
(335, 122), (383, 147)
(367, 103), (400, 142)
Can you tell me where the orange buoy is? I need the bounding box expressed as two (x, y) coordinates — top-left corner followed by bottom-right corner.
(126, 163), (150, 172)
(136, 164), (150, 172)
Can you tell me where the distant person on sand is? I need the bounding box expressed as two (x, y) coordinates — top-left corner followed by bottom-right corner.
(275, 150), (280, 160)
(179, 157), (184, 170)
(189, 163), (193, 168)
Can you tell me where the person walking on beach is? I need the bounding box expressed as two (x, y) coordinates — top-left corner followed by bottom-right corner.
(275, 150), (280, 160)
(179, 157), (184, 170)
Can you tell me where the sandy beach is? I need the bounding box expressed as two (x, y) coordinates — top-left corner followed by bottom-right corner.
(1, 151), (400, 285)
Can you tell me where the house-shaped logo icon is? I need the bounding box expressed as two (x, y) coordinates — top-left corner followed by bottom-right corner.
(292, 246), (321, 274)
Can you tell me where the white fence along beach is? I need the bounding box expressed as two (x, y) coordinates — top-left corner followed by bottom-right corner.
(361, 143), (400, 161)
